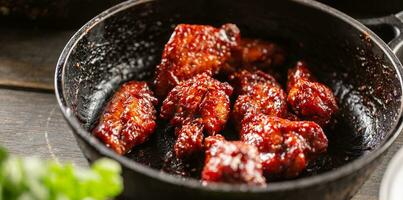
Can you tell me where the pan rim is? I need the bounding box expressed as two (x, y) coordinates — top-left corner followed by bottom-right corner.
(55, 0), (403, 193)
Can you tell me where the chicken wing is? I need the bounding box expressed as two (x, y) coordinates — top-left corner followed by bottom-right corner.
(93, 81), (157, 155)
(230, 70), (288, 124)
(239, 38), (285, 68)
(160, 73), (233, 158)
(154, 23), (240, 98)
(202, 135), (266, 185)
(287, 61), (338, 126)
(222, 38), (286, 75)
(241, 114), (328, 178)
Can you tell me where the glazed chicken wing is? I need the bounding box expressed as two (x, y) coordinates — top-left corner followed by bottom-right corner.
(160, 73), (233, 158)
(93, 81), (158, 155)
(287, 61), (338, 126)
(230, 70), (288, 124)
(223, 38), (286, 75)
(238, 38), (285, 68)
(154, 23), (240, 98)
(202, 135), (266, 185)
(241, 114), (328, 178)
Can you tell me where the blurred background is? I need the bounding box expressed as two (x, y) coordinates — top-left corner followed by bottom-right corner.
(0, 0), (124, 28)
(0, 0), (125, 91)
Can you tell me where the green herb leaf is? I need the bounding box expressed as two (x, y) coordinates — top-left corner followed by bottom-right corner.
(0, 150), (123, 200)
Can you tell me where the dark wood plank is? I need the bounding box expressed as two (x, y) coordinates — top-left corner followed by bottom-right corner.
(0, 88), (402, 199)
(0, 89), (87, 166)
(0, 28), (74, 91)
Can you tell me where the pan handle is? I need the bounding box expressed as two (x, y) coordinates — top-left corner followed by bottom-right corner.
(360, 11), (403, 54)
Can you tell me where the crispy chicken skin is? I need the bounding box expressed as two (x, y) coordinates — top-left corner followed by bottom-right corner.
(287, 61), (338, 126)
(160, 73), (233, 158)
(230, 69), (329, 178)
(154, 23), (240, 98)
(241, 114), (328, 178)
(230, 70), (288, 124)
(238, 38), (285, 68)
(174, 119), (204, 158)
(93, 22), (340, 183)
(93, 81), (157, 155)
(229, 69), (280, 96)
(223, 39), (286, 75)
(202, 135), (266, 185)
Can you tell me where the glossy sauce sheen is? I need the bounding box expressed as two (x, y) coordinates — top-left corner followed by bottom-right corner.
(154, 24), (240, 98)
(241, 115), (328, 178)
(202, 135), (266, 185)
(287, 61), (339, 126)
(228, 68), (329, 178)
(230, 70), (288, 126)
(239, 38), (285, 67)
(160, 73), (233, 158)
(92, 81), (157, 155)
(224, 38), (286, 74)
(93, 23), (340, 185)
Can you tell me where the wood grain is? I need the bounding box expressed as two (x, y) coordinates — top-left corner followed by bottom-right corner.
(0, 27), (74, 91)
(0, 89), (87, 166)
(0, 88), (401, 199)
(352, 135), (403, 200)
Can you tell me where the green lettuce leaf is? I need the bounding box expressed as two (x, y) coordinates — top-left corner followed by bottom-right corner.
(0, 148), (123, 200)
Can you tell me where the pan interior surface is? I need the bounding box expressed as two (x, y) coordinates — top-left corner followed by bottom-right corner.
(60, 0), (403, 184)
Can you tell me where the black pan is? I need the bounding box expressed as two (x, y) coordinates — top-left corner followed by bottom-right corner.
(318, 0), (403, 61)
(359, 12), (403, 62)
(55, 0), (403, 199)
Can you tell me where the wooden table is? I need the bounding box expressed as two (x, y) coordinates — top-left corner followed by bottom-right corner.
(0, 27), (401, 200)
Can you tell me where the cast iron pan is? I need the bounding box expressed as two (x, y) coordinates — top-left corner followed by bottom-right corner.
(318, 0), (403, 61)
(359, 12), (403, 62)
(55, 0), (403, 199)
